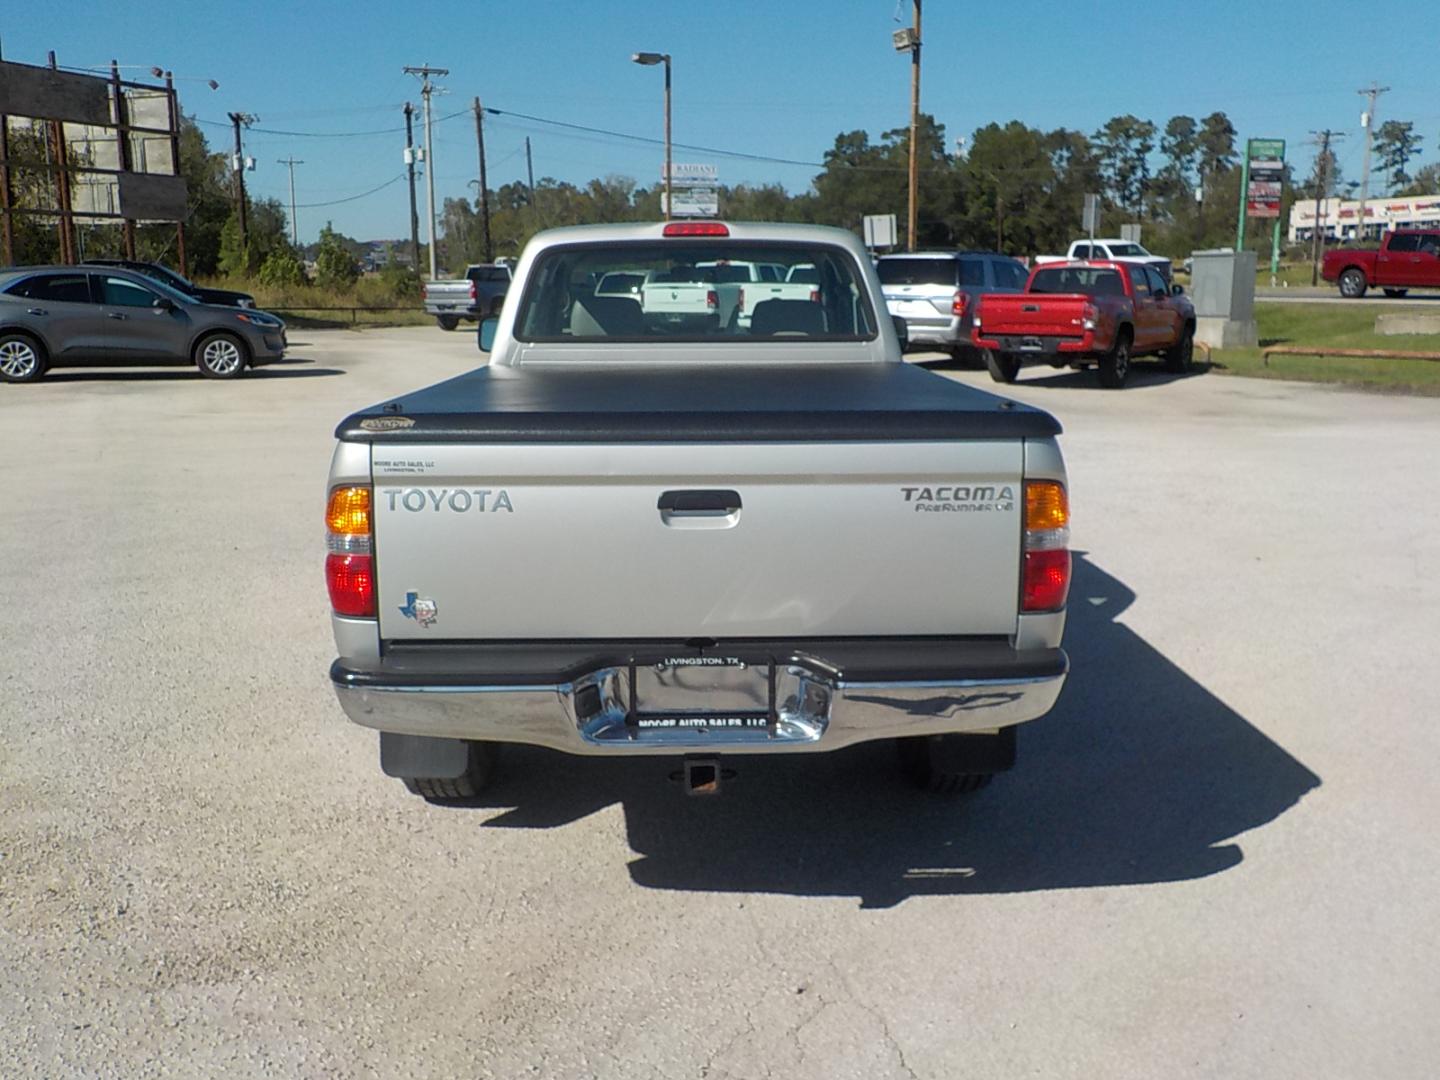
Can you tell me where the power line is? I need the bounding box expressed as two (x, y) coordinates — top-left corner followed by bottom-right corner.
(292, 173), (406, 209)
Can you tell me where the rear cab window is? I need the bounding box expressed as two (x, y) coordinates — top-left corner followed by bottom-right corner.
(515, 241), (878, 342)
(958, 258), (986, 287)
(1029, 267), (1125, 296)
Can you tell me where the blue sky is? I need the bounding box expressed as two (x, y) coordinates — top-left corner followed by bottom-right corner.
(5, 0), (1440, 243)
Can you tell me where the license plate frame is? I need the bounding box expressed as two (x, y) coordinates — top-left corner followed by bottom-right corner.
(625, 653), (777, 734)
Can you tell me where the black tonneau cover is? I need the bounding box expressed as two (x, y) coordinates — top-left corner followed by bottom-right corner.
(335, 362), (1061, 444)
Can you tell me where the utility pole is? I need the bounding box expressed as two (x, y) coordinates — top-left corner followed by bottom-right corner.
(403, 103), (420, 271)
(227, 111), (257, 253)
(525, 136), (536, 207)
(1308, 130), (1343, 285)
(473, 98), (493, 263)
(1356, 83), (1389, 244)
(404, 64), (448, 278)
(906, 0), (921, 251)
(277, 156), (304, 248)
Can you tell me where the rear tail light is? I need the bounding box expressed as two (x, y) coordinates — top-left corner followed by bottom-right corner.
(809, 289), (820, 303)
(468, 281), (477, 301)
(326, 485), (375, 618)
(706, 289), (718, 310)
(1021, 481), (1070, 612)
(1081, 302), (1098, 330)
(952, 290), (969, 317)
(737, 287), (745, 313)
(664, 221), (729, 237)
(421, 284), (428, 299)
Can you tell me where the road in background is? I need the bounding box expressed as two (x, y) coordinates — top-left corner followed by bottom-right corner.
(2, 329), (1437, 1078)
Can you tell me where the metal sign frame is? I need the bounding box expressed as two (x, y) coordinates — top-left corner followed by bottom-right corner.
(0, 51), (190, 268)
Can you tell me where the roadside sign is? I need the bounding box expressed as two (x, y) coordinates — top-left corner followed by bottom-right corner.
(1082, 193), (1101, 235)
(1245, 139), (1285, 219)
(663, 163), (717, 187)
(863, 213), (898, 249)
(663, 186), (719, 217)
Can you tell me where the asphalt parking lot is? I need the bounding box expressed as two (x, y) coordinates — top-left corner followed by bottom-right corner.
(2, 328), (1438, 1079)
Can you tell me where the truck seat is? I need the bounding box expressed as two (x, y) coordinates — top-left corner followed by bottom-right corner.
(750, 299), (827, 336)
(570, 295), (644, 337)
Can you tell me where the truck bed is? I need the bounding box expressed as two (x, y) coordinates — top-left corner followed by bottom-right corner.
(336, 361), (1062, 444)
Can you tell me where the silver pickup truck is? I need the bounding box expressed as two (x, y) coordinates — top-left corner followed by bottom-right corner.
(421, 263), (511, 331)
(326, 222), (1070, 799)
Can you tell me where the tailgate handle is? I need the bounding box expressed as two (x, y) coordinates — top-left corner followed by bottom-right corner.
(658, 489), (742, 528)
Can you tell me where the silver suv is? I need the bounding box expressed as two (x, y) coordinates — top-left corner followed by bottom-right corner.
(878, 251), (1028, 360)
(0, 265), (286, 383)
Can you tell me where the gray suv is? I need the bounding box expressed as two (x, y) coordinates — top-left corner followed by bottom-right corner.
(878, 251), (1028, 360)
(0, 265), (287, 383)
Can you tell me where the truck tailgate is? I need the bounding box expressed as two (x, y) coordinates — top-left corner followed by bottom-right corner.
(372, 440), (1023, 640)
(980, 293), (1089, 337)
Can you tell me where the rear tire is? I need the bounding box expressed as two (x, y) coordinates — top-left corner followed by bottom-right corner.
(1163, 328), (1194, 374)
(1383, 288), (1409, 298)
(402, 741), (498, 802)
(1338, 268), (1368, 298)
(436, 315), (460, 331)
(1098, 331), (1131, 389)
(897, 729), (1015, 794)
(194, 332), (248, 379)
(985, 349), (1021, 383)
(0, 332), (47, 383)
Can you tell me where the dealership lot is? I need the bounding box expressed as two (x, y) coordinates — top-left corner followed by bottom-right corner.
(2, 328), (1438, 1078)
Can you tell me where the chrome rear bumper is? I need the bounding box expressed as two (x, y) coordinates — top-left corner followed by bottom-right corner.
(331, 641), (1067, 757)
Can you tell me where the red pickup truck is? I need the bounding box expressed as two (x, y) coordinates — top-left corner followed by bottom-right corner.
(972, 260), (1195, 389)
(1322, 229), (1440, 298)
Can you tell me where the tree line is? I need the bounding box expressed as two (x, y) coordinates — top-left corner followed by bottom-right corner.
(5, 108), (1440, 277)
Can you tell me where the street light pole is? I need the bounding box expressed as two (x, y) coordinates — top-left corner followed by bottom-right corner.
(632, 52), (672, 220)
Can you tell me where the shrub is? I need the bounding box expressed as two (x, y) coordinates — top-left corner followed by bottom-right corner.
(314, 223), (360, 289)
(256, 248), (307, 289)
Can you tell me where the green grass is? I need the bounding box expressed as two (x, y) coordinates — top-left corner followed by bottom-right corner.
(1210, 302), (1440, 395)
(196, 275), (432, 329)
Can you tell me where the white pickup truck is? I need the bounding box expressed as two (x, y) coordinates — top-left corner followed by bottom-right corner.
(638, 258), (820, 331)
(325, 221), (1071, 799)
(1035, 239), (1172, 282)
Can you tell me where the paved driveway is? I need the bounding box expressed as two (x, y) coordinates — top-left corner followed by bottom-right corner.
(2, 331), (1436, 1078)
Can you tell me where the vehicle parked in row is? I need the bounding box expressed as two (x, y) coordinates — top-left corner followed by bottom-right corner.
(1035, 239), (1173, 282)
(972, 260), (1194, 388)
(0, 265), (286, 382)
(326, 220), (1071, 800)
(84, 258), (257, 308)
(422, 263), (512, 330)
(1321, 229), (1440, 298)
(876, 251), (1029, 361)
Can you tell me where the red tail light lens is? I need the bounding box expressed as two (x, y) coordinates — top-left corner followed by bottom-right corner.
(1022, 550), (1071, 612)
(664, 222), (729, 237)
(469, 280), (477, 300)
(952, 290), (969, 317)
(737, 287), (745, 312)
(326, 553), (376, 617)
(809, 289), (820, 303)
(327, 485), (375, 617)
(1021, 481), (1070, 612)
(706, 290), (718, 310)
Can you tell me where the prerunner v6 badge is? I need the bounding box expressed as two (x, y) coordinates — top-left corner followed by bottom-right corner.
(900, 484), (1017, 513)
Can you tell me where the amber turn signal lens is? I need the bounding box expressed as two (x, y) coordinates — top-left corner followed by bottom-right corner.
(1025, 481), (1068, 533)
(326, 486), (371, 535)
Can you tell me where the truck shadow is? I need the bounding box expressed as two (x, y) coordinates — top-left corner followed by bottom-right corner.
(466, 553), (1320, 908)
(1014, 362), (1212, 392)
